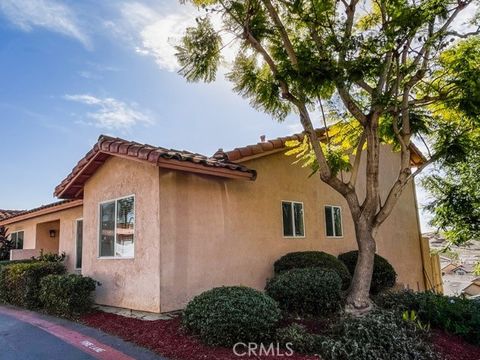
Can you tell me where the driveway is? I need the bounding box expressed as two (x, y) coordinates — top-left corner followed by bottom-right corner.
(0, 306), (167, 360)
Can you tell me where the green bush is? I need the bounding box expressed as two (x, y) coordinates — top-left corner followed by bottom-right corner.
(265, 268), (342, 316)
(276, 323), (322, 354)
(0, 259), (35, 270)
(273, 251), (351, 289)
(338, 250), (397, 294)
(0, 261), (66, 308)
(183, 286), (281, 347)
(319, 310), (438, 360)
(39, 274), (98, 318)
(376, 290), (480, 345)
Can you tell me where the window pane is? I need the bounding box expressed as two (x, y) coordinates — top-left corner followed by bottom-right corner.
(76, 220), (83, 269)
(282, 202), (293, 236)
(293, 203), (304, 236)
(116, 197), (135, 257)
(325, 206), (334, 237)
(16, 232), (24, 250)
(100, 202), (115, 257)
(10, 233), (16, 245)
(333, 207), (343, 237)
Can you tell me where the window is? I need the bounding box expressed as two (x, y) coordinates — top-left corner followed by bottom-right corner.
(9, 231), (24, 249)
(99, 195), (135, 258)
(282, 201), (305, 237)
(75, 219), (83, 269)
(325, 205), (343, 237)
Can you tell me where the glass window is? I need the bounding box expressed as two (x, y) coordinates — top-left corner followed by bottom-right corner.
(99, 201), (115, 257)
(325, 206), (343, 237)
(9, 231), (24, 250)
(282, 201), (305, 237)
(76, 220), (83, 269)
(116, 197), (135, 258)
(282, 202), (294, 236)
(99, 196), (135, 258)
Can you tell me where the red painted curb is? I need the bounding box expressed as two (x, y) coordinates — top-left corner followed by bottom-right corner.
(0, 306), (135, 360)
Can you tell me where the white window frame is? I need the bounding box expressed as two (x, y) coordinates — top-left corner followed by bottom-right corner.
(281, 200), (306, 238)
(9, 230), (25, 249)
(98, 194), (135, 259)
(75, 218), (83, 270)
(324, 205), (344, 238)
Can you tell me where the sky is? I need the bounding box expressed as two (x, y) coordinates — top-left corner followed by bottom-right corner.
(0, 0), (434, 231)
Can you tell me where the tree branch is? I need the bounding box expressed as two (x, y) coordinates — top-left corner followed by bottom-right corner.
(261, 0), (298, 70)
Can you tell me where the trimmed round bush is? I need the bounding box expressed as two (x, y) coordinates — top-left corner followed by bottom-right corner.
(338, 251), (397, 294)
(182, 286), (281, 347)
(40, 274), (98, 318)
(273, 251), (351, 289)
(265, 268), (342, 315)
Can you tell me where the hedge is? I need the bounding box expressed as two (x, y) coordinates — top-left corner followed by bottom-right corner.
(338, 250), (397, 294)
(273, 251), (352, 289)
(183, 286), (281, 346)
(0, 261), (66, 308)
(39, 274), (98, 318)
(266, 268), (342, 315)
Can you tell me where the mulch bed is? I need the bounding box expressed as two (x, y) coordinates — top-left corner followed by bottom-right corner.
(80, 311), (317, 360)
(431, 329), (480, 360)
(81, 311), (480, 360)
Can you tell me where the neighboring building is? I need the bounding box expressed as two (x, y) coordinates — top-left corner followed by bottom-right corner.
(427, 232), (480, 296)
(463, 278), (480, 298)
(0, 209), (24, 221)
(0, 132), (432, 313)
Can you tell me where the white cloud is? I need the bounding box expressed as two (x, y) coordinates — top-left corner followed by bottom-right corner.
(116, 2), (196, 72)
(64, 94), (154, 130)
(0, 0), (90, 48)
(110, 2), (237, 73)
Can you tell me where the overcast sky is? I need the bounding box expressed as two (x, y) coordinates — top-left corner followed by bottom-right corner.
(0, 0), (435, 231)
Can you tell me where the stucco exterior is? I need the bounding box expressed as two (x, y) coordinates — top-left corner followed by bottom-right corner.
(81, 156), (161, 313)
(1, 140), (428, 314)
(2, 205), (83, 271)
(158, 145), (426, 312)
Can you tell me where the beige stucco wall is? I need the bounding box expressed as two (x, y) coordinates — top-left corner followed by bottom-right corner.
(158, 145), (425, 312)
(82, 156), (161, 313)
(3, 206), (83, 271)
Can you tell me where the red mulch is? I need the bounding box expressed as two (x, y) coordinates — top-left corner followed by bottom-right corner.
(431, 329), (480, 360)
(80, 311), (317, 360)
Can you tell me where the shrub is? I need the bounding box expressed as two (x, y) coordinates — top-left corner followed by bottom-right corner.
(265, 268), (342, 316)
(273, 251), (351, 289)
(276, 323), (322, 354)
(183, 286), (281, 347)
(0, 261), (66, 308)
(39, 274), (98, 318)
(0, 259), (35, 270)
(319, 310), (438, 360)
(376, 290), (480, 345)
(338, 250), (397, 294)
(32, 250), (66, 263)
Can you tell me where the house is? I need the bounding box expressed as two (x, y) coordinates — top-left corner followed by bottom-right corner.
(463, 277), (480, 297)
(441, 263), (471, 276)
(0, 131), (432, 313)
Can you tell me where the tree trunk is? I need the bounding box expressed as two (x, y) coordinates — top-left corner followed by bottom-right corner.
(346, 220), (376, 313)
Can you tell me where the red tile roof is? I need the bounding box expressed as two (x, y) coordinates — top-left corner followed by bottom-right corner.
(54, 135), (257, 199)
(0, 209), (24, 221)
(0, 200), (83, 225)
(215, 128), (426, 166)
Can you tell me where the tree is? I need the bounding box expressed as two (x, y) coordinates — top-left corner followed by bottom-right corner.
(0, 226), (13, 261)
(175, 0), (480, 311)
(423, 144), (480, 245)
